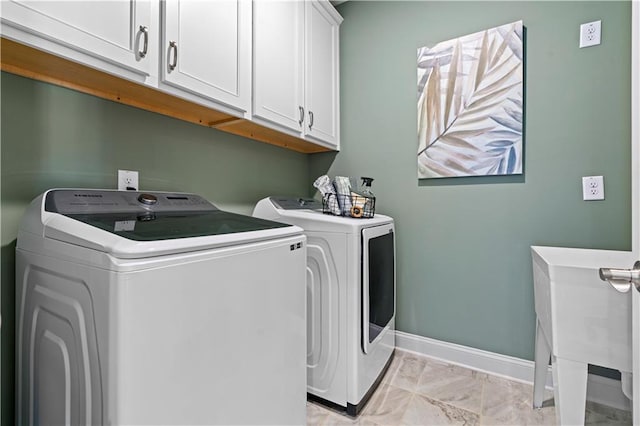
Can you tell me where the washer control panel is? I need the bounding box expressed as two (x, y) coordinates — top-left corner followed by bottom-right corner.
(45, 190), (216, 214)
(137, 193), (158, 206)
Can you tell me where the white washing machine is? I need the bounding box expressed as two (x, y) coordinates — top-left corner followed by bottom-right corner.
(253, 196), (396, 416)
(16, 189), (307, 425)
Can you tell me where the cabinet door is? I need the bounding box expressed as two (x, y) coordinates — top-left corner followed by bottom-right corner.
(162, 0), (251, 115)
(252, 0), (304, 134)
(304, 0), (341, 149)
(0, 0), (153, 79)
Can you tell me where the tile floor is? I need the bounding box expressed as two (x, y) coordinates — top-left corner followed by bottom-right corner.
(307, 349), (633, 425)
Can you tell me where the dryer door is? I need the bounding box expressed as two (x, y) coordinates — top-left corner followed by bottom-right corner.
(362, 223), (395, 354)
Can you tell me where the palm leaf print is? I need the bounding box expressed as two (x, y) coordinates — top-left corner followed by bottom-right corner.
(417, 21), (524, 178)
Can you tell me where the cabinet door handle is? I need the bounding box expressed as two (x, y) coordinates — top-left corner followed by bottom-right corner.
(168, 41), (178, 71)
(138, 25), (149, 58)
(298, 106), (304, 126)
(308, 111), (314, 130)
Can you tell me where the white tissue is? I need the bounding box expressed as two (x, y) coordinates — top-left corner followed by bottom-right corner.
(313, 175), (341, 215)
(333, 176), (353, 216)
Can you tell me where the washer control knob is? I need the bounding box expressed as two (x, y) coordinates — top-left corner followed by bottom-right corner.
(138, 193), (158, 206)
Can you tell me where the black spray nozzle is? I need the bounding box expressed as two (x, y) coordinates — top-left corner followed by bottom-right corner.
(361, 177), (374, 187)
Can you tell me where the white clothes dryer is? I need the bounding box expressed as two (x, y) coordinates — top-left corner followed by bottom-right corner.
(253, 196), (396, 416)
(16, 189), (307, 425)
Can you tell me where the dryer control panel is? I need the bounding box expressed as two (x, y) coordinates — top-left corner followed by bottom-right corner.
(270, 197), (322, 210)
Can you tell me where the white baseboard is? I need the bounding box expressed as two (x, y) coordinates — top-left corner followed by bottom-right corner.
(395, 331), (631, 412)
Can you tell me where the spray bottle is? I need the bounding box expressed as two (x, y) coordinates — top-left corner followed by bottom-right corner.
(350, 177), (375, 218)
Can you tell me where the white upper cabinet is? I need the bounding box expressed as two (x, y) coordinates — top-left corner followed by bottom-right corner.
(253, 0), (342, 150)
(0, 0), (156, 82)
(161, 0), (251, 116)
(304, 0), (341, 148)
(252, 0), (305, 133)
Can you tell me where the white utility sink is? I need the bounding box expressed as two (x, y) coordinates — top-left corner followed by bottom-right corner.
(531, 246), (633, 425)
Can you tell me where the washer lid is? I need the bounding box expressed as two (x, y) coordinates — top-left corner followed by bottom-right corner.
(58, 210), (290, 241)
(21, 190), (302, 258)
(44, 189), (290, 241)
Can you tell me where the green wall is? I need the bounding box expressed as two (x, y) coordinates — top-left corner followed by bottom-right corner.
(311, 0), (632, 359)
(0, 72), (310, 425)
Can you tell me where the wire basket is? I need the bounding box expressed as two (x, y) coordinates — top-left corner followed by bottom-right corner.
(322, 193), (375, 218)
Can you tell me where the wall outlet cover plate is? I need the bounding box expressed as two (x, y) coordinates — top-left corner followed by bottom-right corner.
(579, 20), (601, 48)
(118, 169), (139, 191)
(582, 175), (604, 200)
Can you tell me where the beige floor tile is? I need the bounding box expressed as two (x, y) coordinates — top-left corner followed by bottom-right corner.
(384, 351), (428, 392)
(585, 401), (632, 426)
(321, 412), (361, 426)
(481, 375), (555, 425)
(307, 402), (336, 425)
(358, 383), (413, 425)
(306, 402), (362, 426)
(402, 393), (480, 425)
(415, 358), (487, 414)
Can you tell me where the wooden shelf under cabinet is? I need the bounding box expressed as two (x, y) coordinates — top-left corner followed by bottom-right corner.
(0, 38), (330, 154)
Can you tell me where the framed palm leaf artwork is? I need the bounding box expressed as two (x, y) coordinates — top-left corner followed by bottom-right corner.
(417, 21), (524, 179)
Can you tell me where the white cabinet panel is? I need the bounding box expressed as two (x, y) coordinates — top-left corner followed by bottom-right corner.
(162, 0), (251, 115)
(1, 0), (154, 80)
(253, 0), (304, 132)
(305, 0), (340, 148)
(20, 1), (131, 48)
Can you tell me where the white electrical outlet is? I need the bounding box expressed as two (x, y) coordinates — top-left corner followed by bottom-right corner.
(118, 169), (139, 191)
(582, 176), (604, 200)
(579, 20), (601, 48)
